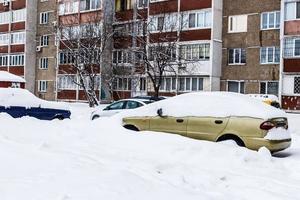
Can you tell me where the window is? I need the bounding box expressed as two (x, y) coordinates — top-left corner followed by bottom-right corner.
(283, 37), (300, 58)
(295, 77), (300, 94)
(114, 77), (132, 90)
(11, 32), (25, 44)
(80, 0), (101, 11)
(40, 35), (49, 46)
(260, 47), (280, 64)
(148, 46), (176, 61)
(38, 80), (47, 92)
(179, 43), (210, 60)
(115, 0), (132, 12)
(112, 50), (132, 64)
(228, 48), (246, 65)
(107, 101), (125, 110)
(149, 14), (177, 32)
(138, 0), (148, 8)
(125, 101), (142, 109)
(57, 75), (77, 90)
(12, 9), (26, 22)
(175, 77), (203, 92)
(59, 51), (75, 64)
(0, 55), (8, 66)
(285, 2), (300, 20)
(10, 54), (24, 66)
(39, 57), (48, 69)
(139, 77), (146, 91)
(0, 12), (10, 24)
(261, 11), (280, 30)
(185, 10), (211, 29)
(260, 81), (279, 96)
(40, 12), (49, 24)
(228, 15), (247, 33)
(0, 33), (9, 46)
(59, 1), (79, 15)
(227, 81), (245, 94)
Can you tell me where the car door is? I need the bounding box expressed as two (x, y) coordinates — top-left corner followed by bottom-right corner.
(102, 101), (126, 117)
(149, 116), (188, 136)
(187, 117), (229, 141)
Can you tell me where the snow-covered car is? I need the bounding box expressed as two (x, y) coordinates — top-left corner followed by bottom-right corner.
(248, 94), (281, 108)
(0, 88), (71, 120)
(122, 92), (291, 152)
(91, 98), (153, 120)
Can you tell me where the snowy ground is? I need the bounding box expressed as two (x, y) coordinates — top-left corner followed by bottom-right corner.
(0, 103), (300, 200)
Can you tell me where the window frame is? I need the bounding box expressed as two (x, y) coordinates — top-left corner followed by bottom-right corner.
(261, 11), (280, 30)
(38, 80), (48, 93)
(228, 48), (246, 65)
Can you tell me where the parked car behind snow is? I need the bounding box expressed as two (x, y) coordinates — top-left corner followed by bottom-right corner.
(0, 88), (71, 120)
(248, 94), (281, 108)
(90, 98), (154, 120)
(122, 92), (291, 152)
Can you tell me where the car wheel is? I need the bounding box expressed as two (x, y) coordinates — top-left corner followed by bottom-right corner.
(54, 115), (64, 120)
(123, 125), (139, 131)
(92, 115), (100, 120)
(217, 134), (245, 147)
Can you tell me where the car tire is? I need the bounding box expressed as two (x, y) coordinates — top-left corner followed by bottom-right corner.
(217, 134), (245, 147)
(54, 115), (64, 120)
(123, 125), (139, 131)
(92, 115), (100, 120)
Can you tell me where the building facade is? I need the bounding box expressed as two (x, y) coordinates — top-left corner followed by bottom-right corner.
(113, 0), (223, 99)
(221, 0), (281, 96)
(280, 0), (300, 111)
(0, 0), (37, 93)
(35, 0), (57, 100)
(55, 0), (105, 102)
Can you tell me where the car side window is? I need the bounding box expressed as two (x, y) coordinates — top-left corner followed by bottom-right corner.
(107, 101), (125, 110)
(125, 101), (142, 109)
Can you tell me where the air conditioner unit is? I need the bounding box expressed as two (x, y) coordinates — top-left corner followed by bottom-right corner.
(3, 0), (9, 6)
(36, 46), (42, 52)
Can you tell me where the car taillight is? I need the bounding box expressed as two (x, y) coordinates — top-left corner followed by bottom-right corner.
(260, 121), (275, 130)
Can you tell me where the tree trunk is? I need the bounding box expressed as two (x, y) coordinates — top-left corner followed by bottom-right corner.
(154, 86), (159, 98)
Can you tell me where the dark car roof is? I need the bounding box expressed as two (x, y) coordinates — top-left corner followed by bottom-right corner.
(132, 96), (166, 101)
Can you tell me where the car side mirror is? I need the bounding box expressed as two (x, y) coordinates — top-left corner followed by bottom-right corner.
(157, 108), (163, 117)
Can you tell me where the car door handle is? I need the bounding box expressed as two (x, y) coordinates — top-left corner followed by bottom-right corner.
(215, 120), (223, 124)
(176, 119), (184, 123)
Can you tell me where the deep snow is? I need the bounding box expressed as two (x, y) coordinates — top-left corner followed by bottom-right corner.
(0, 103), (300, 200)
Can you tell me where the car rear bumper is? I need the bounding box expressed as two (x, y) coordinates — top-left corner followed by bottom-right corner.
(243, 137), (291, 152)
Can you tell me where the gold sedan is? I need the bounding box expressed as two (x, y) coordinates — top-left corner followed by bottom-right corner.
(122, 92), (291, 152)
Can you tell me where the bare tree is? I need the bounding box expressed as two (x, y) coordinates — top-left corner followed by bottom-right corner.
(130, 10), (195, 98)
(55, 13), (113, 107)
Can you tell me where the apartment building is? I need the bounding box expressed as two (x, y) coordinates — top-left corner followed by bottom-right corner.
(281, 0), (300, 111)
(0, 0), (37, 93)
(56, 0), (105, 102)
(221, 0), (281, 96)
(113, 0), (223, 99)
(35, 0), (57, 100)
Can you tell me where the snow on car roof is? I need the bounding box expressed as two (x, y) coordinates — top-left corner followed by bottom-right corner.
(0, 88), (69, 110)
(119, 92), (286, 120)
(0, 71), (25, 83)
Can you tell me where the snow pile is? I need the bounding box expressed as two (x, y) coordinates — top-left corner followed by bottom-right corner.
(0, 88), (69, 110)
(0, 104), (299, 200)
(248, 94), (279, 102)
(0, 71), (25, 83)
(264, 127), (291, 140)
(120, 92), (286, 120)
